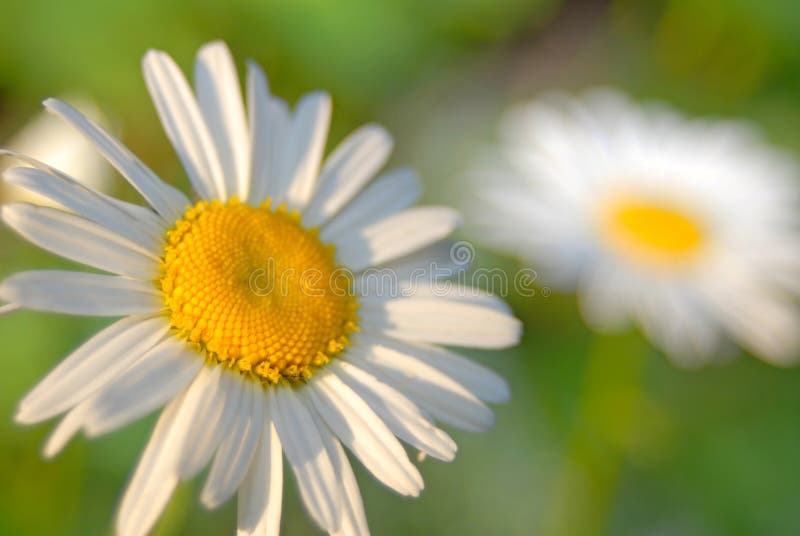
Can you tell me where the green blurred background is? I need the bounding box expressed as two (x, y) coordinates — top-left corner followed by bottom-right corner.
(2, 0), (800, 534)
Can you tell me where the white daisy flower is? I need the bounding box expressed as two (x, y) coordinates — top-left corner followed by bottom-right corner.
(467, 88), (800, 367)
(0, 41), (520, 535)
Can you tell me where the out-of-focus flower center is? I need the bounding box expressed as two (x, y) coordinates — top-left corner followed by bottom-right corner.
(159, 198), (358, 384)
(600, 196), (706, 268)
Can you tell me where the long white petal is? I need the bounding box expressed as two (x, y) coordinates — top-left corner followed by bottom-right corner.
(143, 49), (227, 200)
(331, 360), (456, 462)
(353, 333), (509, 404)
(246, 61), (274, 205)
(44, 339), (201, 457)
(116, 395), (183, 536)
(632, 283), (720, 366)
(706, 285), (800, 366)
(195, 41), (250, 200)
(358, 280), (512, 314)
(176, 367), (243, 479)
(303, 124), (393, 227)
(0, 150), (167, 243)
(334, 206), (461, 272)
(260, 97), (293, 204)
(84, 338), (203, 436)
(311, 412), (370, 536)
(0, 149), (166, 239)
(345, 339), (495, 432)
(202, 379), (264, 508)
(577, 262), (634, 333)
(271, 386), (341, 532)
(237, 399), (283, 536)
(2, 164), (165, 250)
(0, 270), (162, 316)
(16, 315), (168, 424)
(320, 167), (421, 243)
(1, 204), (158, 279)
(309, 370), (423, 497)
(353, 241), (467, 296)
(359, 296), (521, 349)
(43, 99), (189, 221)
(282, 92), (331, 210)
(42, 399), (91, 459)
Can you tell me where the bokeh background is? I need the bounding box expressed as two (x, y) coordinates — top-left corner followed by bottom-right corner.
(2, 0), (800, 534)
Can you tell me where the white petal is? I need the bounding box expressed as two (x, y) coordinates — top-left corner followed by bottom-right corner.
(633, 283), (721, 366)
(0, 270), (162, 316)
(176, 367), (244, 479)
(377, 239), (468, 278)
(246, 61), (275, 205)
(358, 335), (508, 404)
(44, 338), (201, 457)
(143, 49), (227, 200)
(359, 296), (521, 349)
(195, 41), (250, 200)
(359, 280), (512, 315)
(331, 360), (456, 462)
(2, 163), (164, 251)
(282, 91), (331, 210)
(353, 241), (467, 296)
(334, 207), (461, 272)
(84, 337), (204, 436)
(345, 338), (495, 432)
(43, 99), (189, 221)
(237, 400), (283, 536)
(271, 386), (341, 532)
(693, 256), (800, 365)
(577, 262), (633, 333)
(308, 370), (423, 497)
(303, 124), (393, 227)
(42, 400), (90, 459)
(310, 411), (370, 536)
(0, 149), (173, 244)
(418, 284), (513, 315)
(96, 196), (166, 244)
(258, 97), (292, 204)
(320, 167), (421, 243)
(16, 315), (168, 424)
(202, 379), (264, 508)
(116, 396), (183, 536)
(2, 204), (158, 279)
(709, 288), (800, 366)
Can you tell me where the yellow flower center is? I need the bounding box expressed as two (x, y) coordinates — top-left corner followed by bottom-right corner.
(600, 196), (706, 268)
(159, 198), (358, 384)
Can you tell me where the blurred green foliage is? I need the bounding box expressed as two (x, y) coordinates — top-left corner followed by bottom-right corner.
(2, 0), (800, 535)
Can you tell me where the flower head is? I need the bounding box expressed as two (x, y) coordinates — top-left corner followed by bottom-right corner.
(0, 41), (520, 535)
(467, 88), (800, 366)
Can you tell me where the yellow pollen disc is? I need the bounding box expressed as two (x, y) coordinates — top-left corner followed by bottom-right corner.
(600, 196), (706, 268)
(159, 198), (359, 384)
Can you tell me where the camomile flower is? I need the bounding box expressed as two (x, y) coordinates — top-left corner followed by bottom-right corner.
(467, 88), (800, 366)
(0, 41), (520, 535)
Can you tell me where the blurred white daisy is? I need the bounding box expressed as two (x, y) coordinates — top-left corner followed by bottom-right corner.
(468, 88), (800, 366)
(0, 41), (520, 535)
(1, 96), (111, 205)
